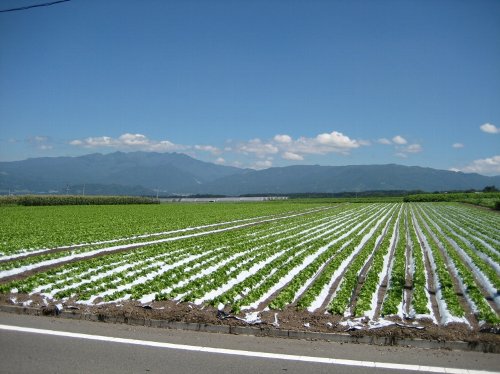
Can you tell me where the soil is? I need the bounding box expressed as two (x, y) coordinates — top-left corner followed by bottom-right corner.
(2, 292), (499, 346)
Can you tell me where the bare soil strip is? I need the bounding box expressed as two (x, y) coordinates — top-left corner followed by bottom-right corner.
(373, 220), (399, 320)
(411, 212), (441, 323)
(403, 216), (413, 317)
(1, 294), (498, 349)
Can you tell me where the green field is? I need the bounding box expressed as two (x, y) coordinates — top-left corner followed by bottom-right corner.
(0, 201), (328, 254)
(1, 201), (498, 325)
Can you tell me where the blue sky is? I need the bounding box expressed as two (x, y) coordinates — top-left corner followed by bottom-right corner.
(1, 0), (499, 175)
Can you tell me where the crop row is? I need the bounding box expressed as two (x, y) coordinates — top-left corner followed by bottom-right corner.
(1, 202), (498, 326)
(0, 202), (331, 256)
(2, 204), (368, 303)
(266, 204), (392, 310)
(415, 205), (499, 324)
(297, 205), (395, 312)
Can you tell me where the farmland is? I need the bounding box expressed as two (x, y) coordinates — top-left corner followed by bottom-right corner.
(0, 201), (499, 340)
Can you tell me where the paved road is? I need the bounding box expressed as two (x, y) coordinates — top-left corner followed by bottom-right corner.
(0, 312), (498, 374)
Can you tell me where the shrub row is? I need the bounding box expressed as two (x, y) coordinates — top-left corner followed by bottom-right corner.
(0, 195), (158, 206)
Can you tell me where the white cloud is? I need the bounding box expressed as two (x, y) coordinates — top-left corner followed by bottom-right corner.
(282, 151), (304, 161)
(194, 145), (221, 155)
(119, 133), (149, 146)
(456, 155), (500, 176)
(215, 157), (225, 164)
(274, 134), (292, 143)
(393, 143), (422, 156)
(71, 136), (116, 147)
(69, 133), (187, 152)
(452, 143), (464, 149)
(376, 135), (422, 158)
(236, 138), (279, 157)
(252, 159), (273, 169)
(480, 123), (499, 134)
(377, 138), (392, 145)
(392, 135), (407, 145)
(316, 131), (360, 149)
(233, 130), (366, 164)
(282, 131), (362, 156)
(69, 130), (366, 167)
(404, 143), (422, 153)
(150, 140), (186, 152)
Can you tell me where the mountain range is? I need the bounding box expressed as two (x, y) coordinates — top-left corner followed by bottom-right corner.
(1, 151), (499, 196)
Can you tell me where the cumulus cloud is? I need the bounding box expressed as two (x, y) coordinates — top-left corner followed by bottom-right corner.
(377, 138), (392, 145)
(69, 133), (187, 152)
(287, 131), (362, 156)
(274, 134), (292, 143)
(393, 143), (422, 157)
(403, 144), (422, 153)
(480, 123), (499, 134)
(452, 143), (464, 149)
(236, 138), (279, 157)
(392, 135), (407, 145)
(149, 140), (186, 152)
(455, 155), (500, 176)
(374, 134), (421, 157)
(316, 131), (360, 149)
(70, 136), (116, 147)
(69, 130), (367, 168)
(194, 145), (221, 155)
(252, 159), (273, 169)
(234, 130), (365, 165)
(119, 133), (149, 146)
(282, 151), (304, 161)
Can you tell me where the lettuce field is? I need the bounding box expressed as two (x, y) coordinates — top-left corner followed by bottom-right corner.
(1, 201), (499, 328)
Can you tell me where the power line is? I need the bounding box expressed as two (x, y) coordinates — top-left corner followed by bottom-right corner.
(0, 0), (70, 13)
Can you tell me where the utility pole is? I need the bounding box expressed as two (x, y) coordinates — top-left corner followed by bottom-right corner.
(82, 184), (85, 196)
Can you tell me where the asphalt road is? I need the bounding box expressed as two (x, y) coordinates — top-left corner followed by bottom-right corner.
(0, 312), (498, 374)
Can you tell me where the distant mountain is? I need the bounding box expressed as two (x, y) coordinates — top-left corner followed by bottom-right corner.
(0, 151), (246, 195)
(201, 164), (500, 195)
(0, 152), (499, 195)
